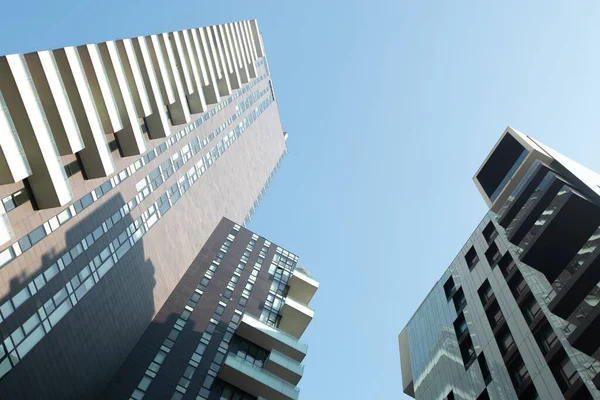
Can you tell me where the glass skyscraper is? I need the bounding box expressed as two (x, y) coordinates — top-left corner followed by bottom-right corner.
(400, 127), (600, 400)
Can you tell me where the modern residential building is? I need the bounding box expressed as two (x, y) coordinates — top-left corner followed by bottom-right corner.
(0, 20), (298, 399)
(103, 217), (318, 400)
(399, 127), (600, 399)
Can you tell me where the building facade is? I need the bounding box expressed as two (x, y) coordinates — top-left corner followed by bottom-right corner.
(399, 127), (600, 400)
(104, 217), (318, 400)
(0, 20), (294, 399)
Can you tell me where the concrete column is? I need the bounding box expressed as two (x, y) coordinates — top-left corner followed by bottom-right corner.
(171, 31), (204, 114)
(131, 36), (171, 138)
(25, 51), (84, 156)
(201, 27), (230, 98)
(77, 44), (123, 135)
(237, 22), (257, 79)
(182, 29), (208, 112)
(192, 28), (220, 104)
(226, 23), (249, 85)
(0, 90), (31, 184)
(116, 39), (153, 121)
(0, 55), (73, 208)
(159, 33), (191, 124)
(217, 24), (241, 90)
(54, 47), (115, 178)
(97, 41), (147, 156)
(249, 20), (265, 58)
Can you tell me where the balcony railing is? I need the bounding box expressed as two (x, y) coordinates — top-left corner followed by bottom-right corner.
(240, 313), (308, 353)
(224, 353), (300, 400)
(268, 349), (304, 375)
(497, 161), (544, 224)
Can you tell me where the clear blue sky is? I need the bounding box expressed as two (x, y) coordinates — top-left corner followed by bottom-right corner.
(3, 1), (600, 399)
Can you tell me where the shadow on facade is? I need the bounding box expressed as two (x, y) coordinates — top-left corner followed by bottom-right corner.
(102, 310), (249, 400)
(0, 193), (156, 399)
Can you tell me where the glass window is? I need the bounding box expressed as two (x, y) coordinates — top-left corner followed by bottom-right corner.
(29, 226), (46, 245)
(559, 357), (578, 387)
(499, 329), (515, 354)
(465, 246), (479, 270)
(521, 295), (542, 325)
(444, 276), (456, 300)
(478, 280), (493, 305)
(536, 324), (558, 355)
(454, 314), (468, 338)
(482, 221), (498, 244)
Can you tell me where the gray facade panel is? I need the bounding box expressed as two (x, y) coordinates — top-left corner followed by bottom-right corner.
(402, 213), (600, 399)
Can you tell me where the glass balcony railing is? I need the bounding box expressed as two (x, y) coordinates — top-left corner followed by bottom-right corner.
(241, 314), (308, 353)
(267, 349), (304, 376)
(224, 353), (300, 400)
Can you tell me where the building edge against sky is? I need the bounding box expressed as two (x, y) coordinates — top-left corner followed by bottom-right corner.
(0, 19), (318, 399)
(399, 127), (600, 400)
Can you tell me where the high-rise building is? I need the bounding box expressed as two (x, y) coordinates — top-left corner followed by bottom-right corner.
(104, 217), (318, 400)
(0, 20), (301, 399)
(399, 127), (600, 399)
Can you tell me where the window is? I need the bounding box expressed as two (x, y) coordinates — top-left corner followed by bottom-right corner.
(509, 272), (528, 299)
(236, 340), (267, 368)
(509, 356), (530, 389)
(558, 357), (578, 389)
(466, 246), (479, 270)
(478, 280), (493, 306)
(498, 328), (515, 355)
(498, 253), (516, 277)
(459, 335), (477, 368)
(485, 243), (501, 266)
(444, 276), (457, 300)
(521, 295), (542, 325)
(535, 323), (558, 355)
(482, 222), (498, 244)
(478, 353), (492, 385)
(454, 314), (468, 340)
(453, 288), (467, 313)
(220, 384), (254, 400)
(2, 188), (31, 212)
(486, 300), (504, 330)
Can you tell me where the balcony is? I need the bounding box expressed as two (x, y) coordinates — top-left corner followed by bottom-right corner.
(549, 226), (600, 320)
(278, 297), (314, 339)
(287, 269), (319, 305)
(219, 353), (300, 400)
(504, 171), (566, 247)
(264, 349), (304, 385)
(496, 161), (551, 228)
(518, 185), (600, 283)
(473, 128), (557, 211)
(567, 287), (600, 358)
(236, 314), (308, 362)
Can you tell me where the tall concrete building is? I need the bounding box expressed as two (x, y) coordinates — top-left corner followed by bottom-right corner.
(399, 128), (600, 399)
(0, 19), (303, 399)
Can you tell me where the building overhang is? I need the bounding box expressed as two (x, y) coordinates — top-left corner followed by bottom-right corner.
(518, 185), (600, 283)
(219, 353), (299, 400)
(263, 349), (303, 385)
(236, 313), (307, 362)
(278, 297), (314, 339)
(473, 127), (554, 212)
(287, 269), (319, 305)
